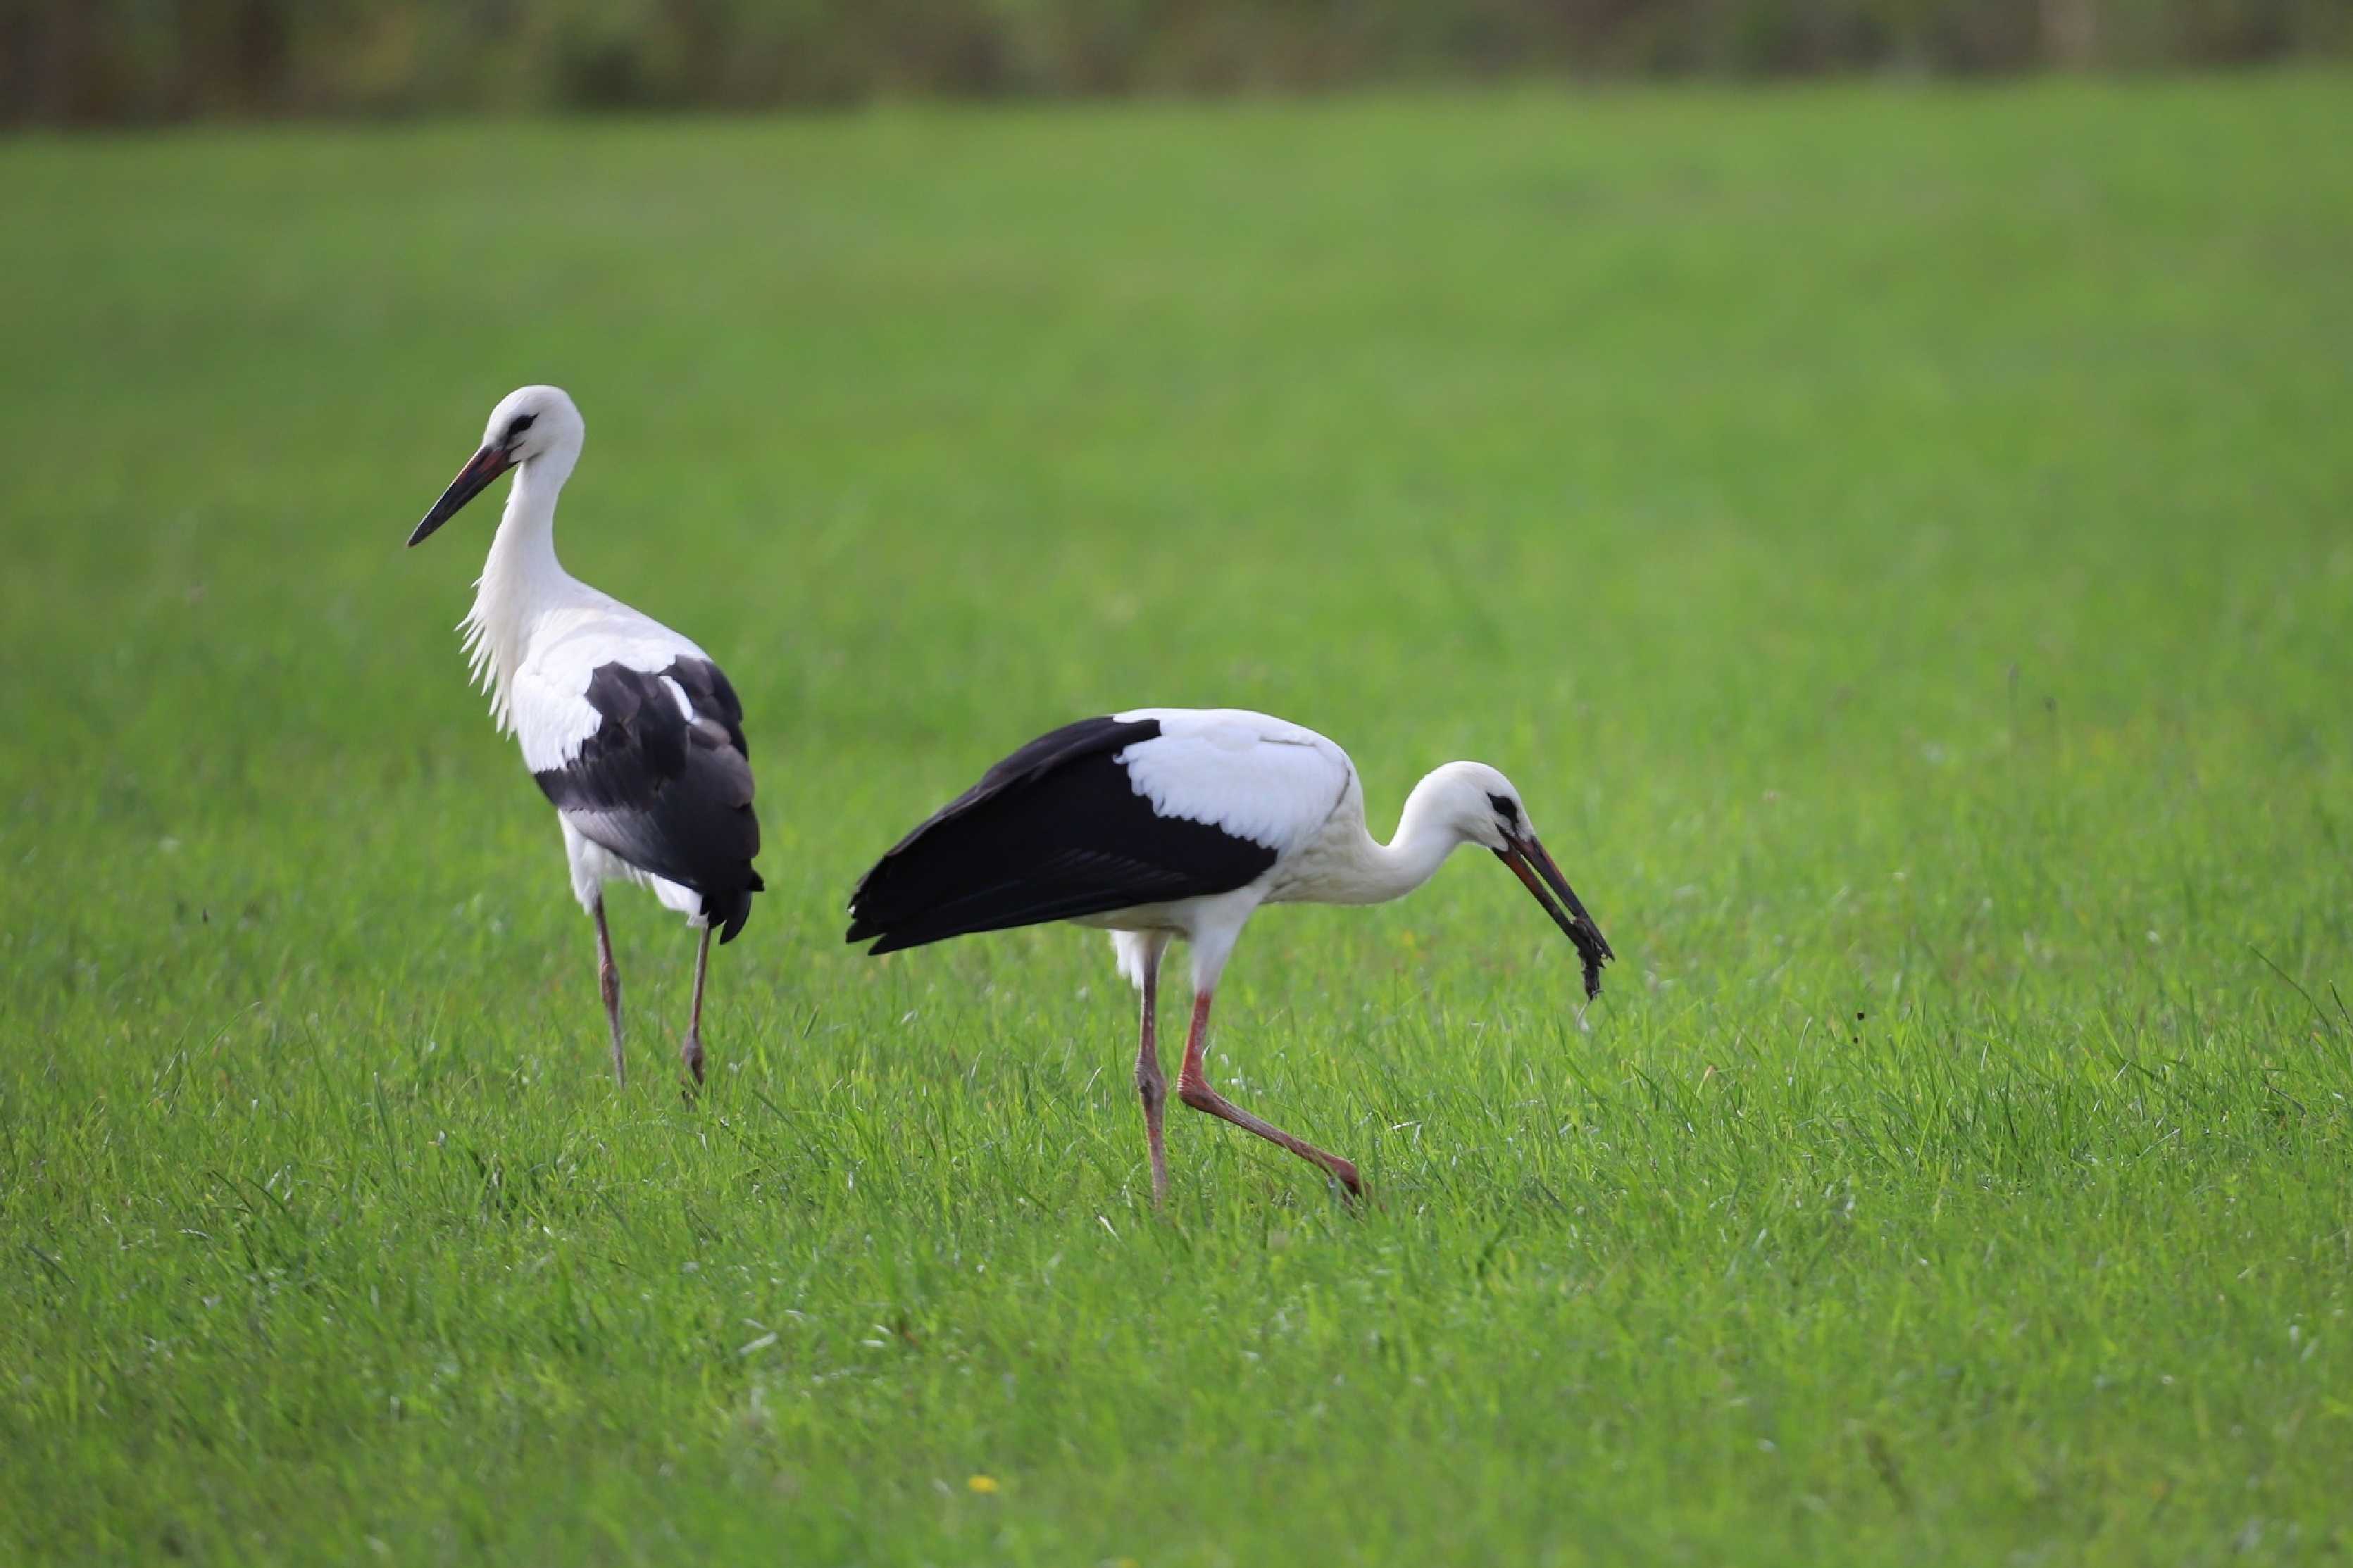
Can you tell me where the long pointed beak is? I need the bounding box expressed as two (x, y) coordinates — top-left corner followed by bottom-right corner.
(408, 443), (513, 547)
(1495, 833), (1615, 1001)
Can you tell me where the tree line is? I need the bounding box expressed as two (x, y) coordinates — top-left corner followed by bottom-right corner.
(4, 0), (2343, 125)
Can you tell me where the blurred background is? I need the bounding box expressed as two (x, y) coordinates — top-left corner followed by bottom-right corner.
(6, 0), (2347, 125)
(5, 0), (2352, 1560)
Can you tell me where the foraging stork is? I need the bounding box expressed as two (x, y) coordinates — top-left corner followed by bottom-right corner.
(408, 386), (761, 1086)
(847, 708), (1611, 1200)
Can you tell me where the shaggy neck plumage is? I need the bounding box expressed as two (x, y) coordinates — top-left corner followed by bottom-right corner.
(1319, 770), (1471, 905)
(461, 453), (580, 733)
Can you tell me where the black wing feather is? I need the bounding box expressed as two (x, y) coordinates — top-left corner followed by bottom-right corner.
(535, 658), (764, 942)
(846, 716), (1276, 953)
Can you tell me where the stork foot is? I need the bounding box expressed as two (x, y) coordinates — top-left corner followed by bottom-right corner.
(1171, 989), (1361, 1200)
(1137, 1069), (1169, 1206)
(679, 924), (714, 1089)
(1327, 1156), (1364, 1200)
(1135, 956), (1170, 1208)
(594, 896), (627, 1087)
(1177, 1078), (1362, 1200)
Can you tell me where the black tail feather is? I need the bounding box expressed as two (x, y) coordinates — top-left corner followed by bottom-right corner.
(708, 871), (762, 944)
(844, 719), (1277, 955)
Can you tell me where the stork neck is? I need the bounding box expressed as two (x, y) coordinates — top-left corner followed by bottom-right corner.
(464, 455), (580, 729)
(1336, 771), (1467, 904)
(478, 458), (574, 613)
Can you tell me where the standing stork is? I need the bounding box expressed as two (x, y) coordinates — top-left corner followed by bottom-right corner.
(408, 386), (762, 1086)
(846, 708), (1611, 1200)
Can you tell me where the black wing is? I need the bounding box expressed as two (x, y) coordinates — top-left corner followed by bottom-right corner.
(535, 658), (764, 942)
(845, 715), (1276, 954)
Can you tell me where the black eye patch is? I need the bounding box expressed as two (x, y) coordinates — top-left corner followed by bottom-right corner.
(1487, 792), (1520, 822)
(505, 412), (538, 443)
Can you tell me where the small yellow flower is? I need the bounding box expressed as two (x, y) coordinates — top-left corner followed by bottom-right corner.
(967, 1474), (1000, 1495)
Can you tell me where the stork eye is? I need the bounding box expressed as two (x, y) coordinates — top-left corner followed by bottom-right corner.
(1487, 792), (1520, 823)
(505, 413), (538, 444)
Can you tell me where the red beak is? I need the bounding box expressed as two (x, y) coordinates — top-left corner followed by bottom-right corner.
(1495, 832), (1614, 1000)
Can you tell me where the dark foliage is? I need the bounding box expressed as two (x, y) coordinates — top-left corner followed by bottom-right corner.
(3, 0), (2345, 125)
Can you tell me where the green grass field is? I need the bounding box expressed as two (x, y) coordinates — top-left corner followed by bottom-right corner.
(4, 73), (2351, 1564)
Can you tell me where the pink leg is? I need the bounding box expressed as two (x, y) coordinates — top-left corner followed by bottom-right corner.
(680, 924), (712, 1086)
(594, 896), (626, 1086)
(1135, 960), (1168, 1205)
(1175, 992), (1361, 1198)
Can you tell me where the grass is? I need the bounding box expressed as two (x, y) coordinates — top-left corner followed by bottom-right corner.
(3, 71), (2351, 1565)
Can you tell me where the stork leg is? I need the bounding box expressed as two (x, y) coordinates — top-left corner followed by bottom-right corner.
(593, 895), (626, 1086)
(1135, 951), (1169, 1207)
(1175, 992), (1361, 1199)
(680, 925), (713, 1085)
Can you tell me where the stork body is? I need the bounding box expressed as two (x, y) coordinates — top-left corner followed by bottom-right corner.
(409, 387), (762, 1084)
(847, 708), (1611, 1200)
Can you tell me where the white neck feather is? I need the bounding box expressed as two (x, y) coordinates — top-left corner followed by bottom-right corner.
(1318, 770), (1472, 905)
(460, 454), (579, 732)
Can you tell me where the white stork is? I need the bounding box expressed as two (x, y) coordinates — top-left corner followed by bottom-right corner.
(408, 386), (761, 1086)
(847, 708), (1612, 1201)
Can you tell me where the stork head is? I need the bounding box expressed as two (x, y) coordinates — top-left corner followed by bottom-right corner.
(408, 385), (585, 547)
(1419, 761), (1616, 1001)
